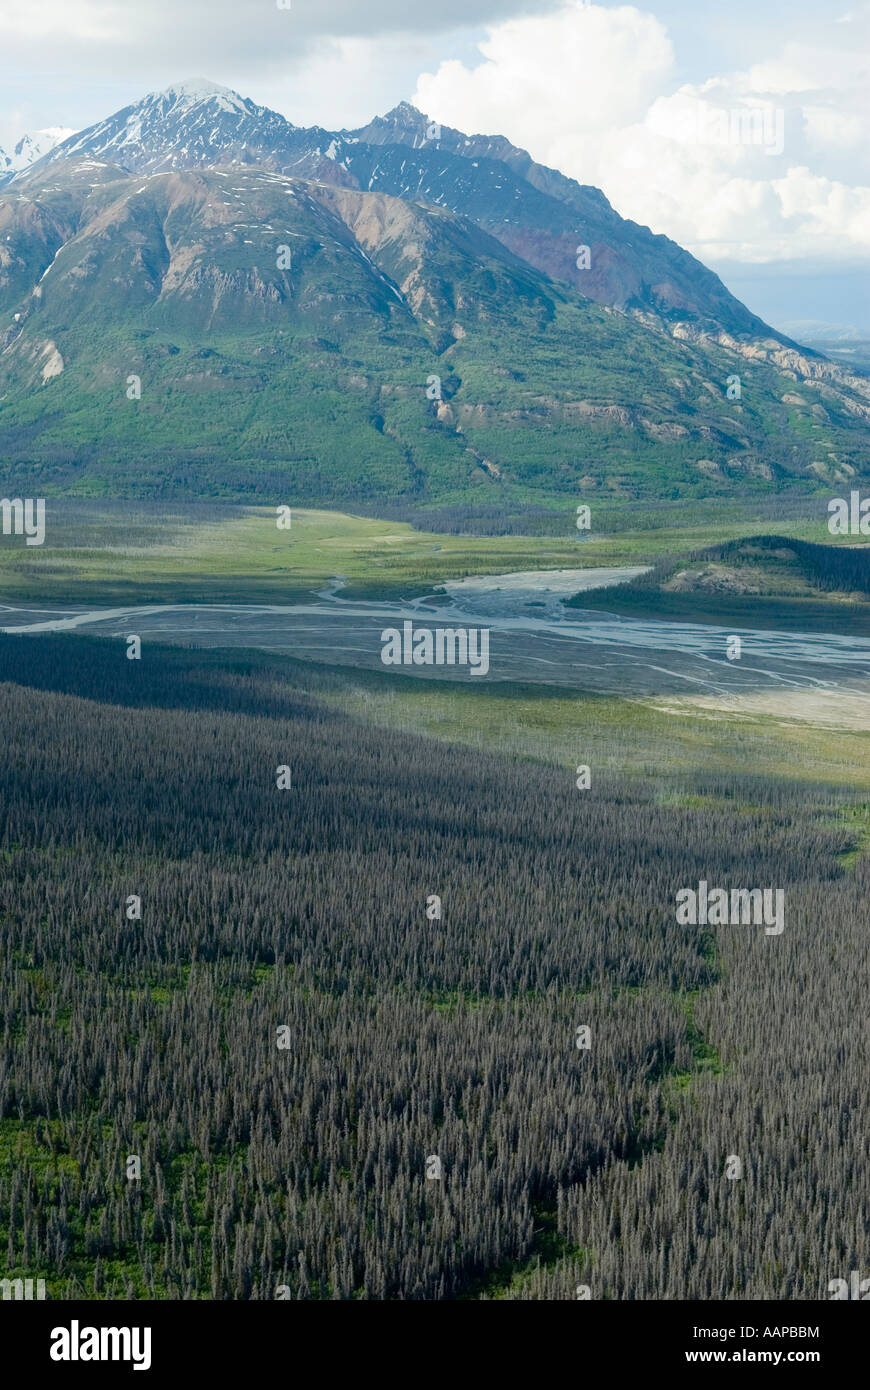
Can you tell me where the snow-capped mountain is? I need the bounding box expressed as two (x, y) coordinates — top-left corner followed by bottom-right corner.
(0, 127), (75, 181)
(2, 78), (868, 505)
(19, 79), (779, 342)
(33, 79), (350, 182)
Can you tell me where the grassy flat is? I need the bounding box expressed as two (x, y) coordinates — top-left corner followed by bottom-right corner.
(0, 502), (848, 605)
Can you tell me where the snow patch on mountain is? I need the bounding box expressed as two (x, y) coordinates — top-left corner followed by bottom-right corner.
(24, 80), (299, 178)
(0, 127), (76, 178)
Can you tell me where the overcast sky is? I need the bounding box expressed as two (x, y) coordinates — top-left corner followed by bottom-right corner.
(1, 0), (867, 332)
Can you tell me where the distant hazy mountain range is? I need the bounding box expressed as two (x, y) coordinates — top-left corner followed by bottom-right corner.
(0, 80), (867, 507)
(0, 126), (75, 178)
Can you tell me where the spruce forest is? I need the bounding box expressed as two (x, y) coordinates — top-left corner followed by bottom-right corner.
(1, 635), (867, 1299)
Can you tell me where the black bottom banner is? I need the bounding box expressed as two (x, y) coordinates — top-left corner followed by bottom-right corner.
(4, 1298), (863, 1376)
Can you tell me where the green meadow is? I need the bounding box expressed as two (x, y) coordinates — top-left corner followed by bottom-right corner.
(0, 501), (845, 605)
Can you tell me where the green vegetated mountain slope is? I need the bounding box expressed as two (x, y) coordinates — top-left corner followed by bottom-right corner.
(1, 156), (868, 504)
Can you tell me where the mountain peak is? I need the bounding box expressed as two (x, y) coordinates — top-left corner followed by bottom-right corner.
(351, 102), (442, 148)
(145, 79), (250, 113)
(19, 78), (299, 181)
(384, 102), (427, 124)
(0, 80), (797, 355)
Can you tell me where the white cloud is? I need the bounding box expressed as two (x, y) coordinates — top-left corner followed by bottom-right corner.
(2, 0), (868, 274)
(416, 4), (674, 144)
(413, 0), (870, 264)
(252, 34), (456, 130)
(0, 1), (503, 141)
(1, 0), (123, 42)
(746, 42), (870, 95)
(0, 0), (552, 64)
